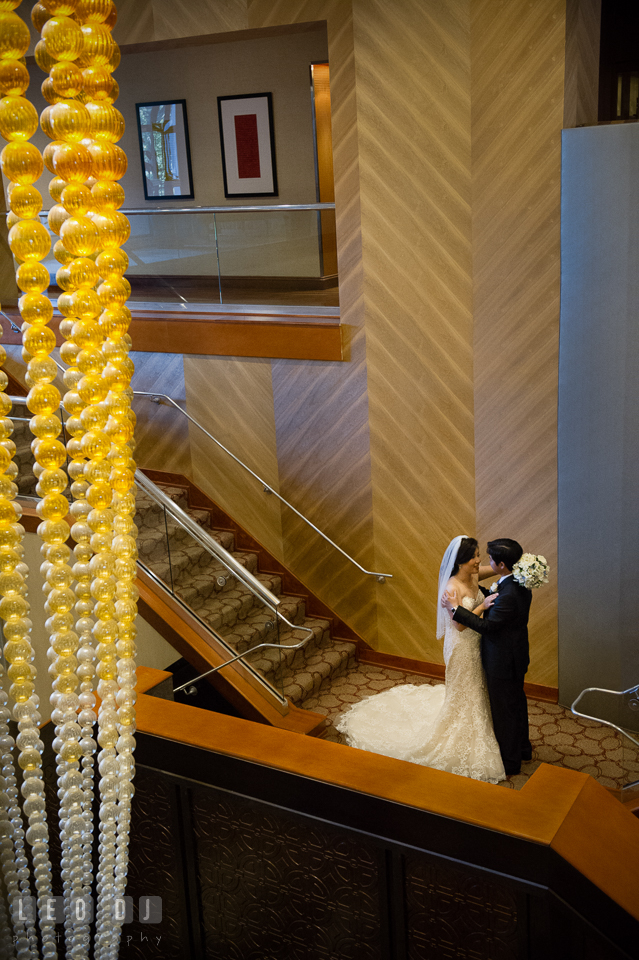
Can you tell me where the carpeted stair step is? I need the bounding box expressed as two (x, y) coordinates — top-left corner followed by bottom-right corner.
(282, 641), (356, 705)
(140, 479), (358, 709)
(140, 484), (215, 532)
(136, 511), (243, 573)
(240, 618), (356, 705)
(136, 501), (214, 550)
(191, 591), (305, 646)
(123, 476), (359, 713)
(139, 540), (268, 618)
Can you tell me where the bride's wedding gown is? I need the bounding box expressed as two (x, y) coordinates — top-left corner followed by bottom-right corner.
(336, 594), (506, 783)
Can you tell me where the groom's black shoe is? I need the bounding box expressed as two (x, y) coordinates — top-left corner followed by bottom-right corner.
(521, 750), (533, 762)
(504, 766), (521, 776)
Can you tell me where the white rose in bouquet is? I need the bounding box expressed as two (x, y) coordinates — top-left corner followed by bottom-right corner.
(511, 554), (550, 590)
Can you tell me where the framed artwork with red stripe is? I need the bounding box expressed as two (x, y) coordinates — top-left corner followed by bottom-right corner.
(217, 93), (278, 198)
(135, 99), (194, 200)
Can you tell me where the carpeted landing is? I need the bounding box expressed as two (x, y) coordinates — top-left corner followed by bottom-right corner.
(304, 664), (639, 791)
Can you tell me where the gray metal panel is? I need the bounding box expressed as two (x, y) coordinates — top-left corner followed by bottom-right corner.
(559, 123), (639, 728)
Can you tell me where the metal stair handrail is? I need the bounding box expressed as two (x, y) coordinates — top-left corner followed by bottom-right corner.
(571, 683), (639, 750)
(135, 469), (280, 610)
(39, 202), (336, 216)
(9, 394), (314, 707)
(134, 472), (316, 695)
(134, 391), (393, 583)
(136, 560), (290, 711)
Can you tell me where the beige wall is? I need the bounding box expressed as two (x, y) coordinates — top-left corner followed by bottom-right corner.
(184, 355), (284, 559)
(351, 0), (474, 662)
(112, 0), (249, 44)
(114, 27), (328, 209)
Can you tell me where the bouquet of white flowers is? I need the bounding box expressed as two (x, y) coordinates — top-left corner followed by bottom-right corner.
(511, 554), (550, 590)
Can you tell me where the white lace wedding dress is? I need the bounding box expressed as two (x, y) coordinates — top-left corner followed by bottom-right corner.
(336, 594), (506, 783)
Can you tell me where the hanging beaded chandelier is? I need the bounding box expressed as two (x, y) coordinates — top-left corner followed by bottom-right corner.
(0, 1), (137, 957)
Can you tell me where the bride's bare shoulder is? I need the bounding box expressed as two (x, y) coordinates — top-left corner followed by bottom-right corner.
(446, 575), (465, 594)
(447, 576), (473, 600)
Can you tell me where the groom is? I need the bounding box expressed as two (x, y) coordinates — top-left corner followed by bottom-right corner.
(443, 538), (532, 776)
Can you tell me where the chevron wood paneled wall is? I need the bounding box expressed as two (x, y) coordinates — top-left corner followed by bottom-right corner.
(352, 0), (475, 662)
(112, 0), (248, 45)
(247, 0), (477, 658)
(129, 352), (192, 479)
(564, 0), (601, 128)
(184, 356), (284, 560)
(249, 0), (379, 644)
(471, 0), (565, 685)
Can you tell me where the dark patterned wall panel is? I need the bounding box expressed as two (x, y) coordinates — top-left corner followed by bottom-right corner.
(190, 787), (383, 960)
(405, 856), (520, 960)
(122, 768), (189, 959)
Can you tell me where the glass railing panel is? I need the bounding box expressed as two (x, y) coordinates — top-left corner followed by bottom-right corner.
(216, 208), (320, 277)
(135, 491), (175, 593)
(124, 212), (221, 304)
(35, 206), (338, 310)
(134, 484), (285, 700)
(216, 208), (338, 308)
(162, 500), (284, 700)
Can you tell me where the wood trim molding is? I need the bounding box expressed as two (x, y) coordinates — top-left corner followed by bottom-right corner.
(0, 312), (345, 362)
(128, 316), (344, 360)
(6, 370), (27, 396)
(358, 646), (559, 703)
(524, 681), (559, 703)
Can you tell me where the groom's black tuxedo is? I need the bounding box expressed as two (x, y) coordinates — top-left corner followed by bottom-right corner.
(452, 575), (532, 775)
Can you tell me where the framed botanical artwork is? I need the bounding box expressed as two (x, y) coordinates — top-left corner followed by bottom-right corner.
(135, 99), (194, 200)
(217, 92), (278, 198)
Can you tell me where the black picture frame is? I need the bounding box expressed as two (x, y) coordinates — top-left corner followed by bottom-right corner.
(217, 92), (278, 198)
(135, 99), (194, 201)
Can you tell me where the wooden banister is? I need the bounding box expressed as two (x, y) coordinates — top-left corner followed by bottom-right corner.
(133, 665), (639, 924)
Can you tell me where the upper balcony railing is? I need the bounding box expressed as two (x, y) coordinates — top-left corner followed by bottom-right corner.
(39, 203), (339, 313)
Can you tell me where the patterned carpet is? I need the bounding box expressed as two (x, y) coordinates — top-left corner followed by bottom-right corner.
(303, 664), (639, 791)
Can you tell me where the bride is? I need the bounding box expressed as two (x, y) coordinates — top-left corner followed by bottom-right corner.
(336, 535), (506, 783)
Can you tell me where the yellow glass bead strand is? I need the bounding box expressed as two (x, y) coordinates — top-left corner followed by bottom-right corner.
(0, 662), (42, 958)
(56, 307), (103, 960)
(76, 17), (138, 959)
(0, 28), (67, 955)
(0, 311), (58, 960)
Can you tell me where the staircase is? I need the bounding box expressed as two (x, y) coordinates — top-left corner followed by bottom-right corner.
(6, 382), (361, 723)
(134, 480), (359, 712)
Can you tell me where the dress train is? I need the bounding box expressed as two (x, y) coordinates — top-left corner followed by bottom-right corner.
(336, 595), (505, 783)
